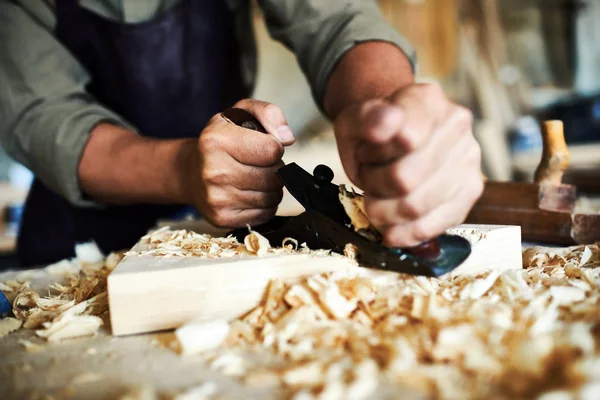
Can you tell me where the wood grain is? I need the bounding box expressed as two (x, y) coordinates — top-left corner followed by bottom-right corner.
(108, 252), (358, 336)
(107, 224), (522, 336)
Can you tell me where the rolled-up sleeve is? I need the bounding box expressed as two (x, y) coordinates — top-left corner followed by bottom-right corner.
(0, 1), (136, 206)
(258, 0), (416, 111)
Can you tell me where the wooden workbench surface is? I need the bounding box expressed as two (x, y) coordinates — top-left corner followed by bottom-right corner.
(2, 242), (600, 400)
(0, 267), (294, 400)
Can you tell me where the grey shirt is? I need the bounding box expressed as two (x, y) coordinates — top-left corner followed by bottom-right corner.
(0, 0), (415, 206)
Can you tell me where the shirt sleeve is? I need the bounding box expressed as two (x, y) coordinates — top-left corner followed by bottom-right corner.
(258, 0), (416, 112)
(0, 1), (137, 207)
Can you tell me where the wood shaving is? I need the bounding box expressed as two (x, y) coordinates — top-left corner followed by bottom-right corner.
(173, 382), (218, 400)
(192, 243), (600, 399)
(4, 227), (600, 399)
(125, 226), (296, 259)
(244, 230), (271, 256)
(175, 319), (230, 355)
(338, 185), (381, 241)
(1, 243), (125, 341)
(0, 317), (22, 337)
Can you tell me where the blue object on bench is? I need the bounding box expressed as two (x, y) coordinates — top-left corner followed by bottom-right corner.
(0, 291), (11, 315)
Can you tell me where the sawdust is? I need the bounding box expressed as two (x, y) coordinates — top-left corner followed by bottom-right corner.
(195, 243), (600, 400)
(3, 228), (600, 399)
(2, 243), (124, 342)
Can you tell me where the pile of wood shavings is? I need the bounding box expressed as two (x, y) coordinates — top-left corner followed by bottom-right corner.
(0, 244), (125, 342)
(193, 244), (600, 400)
(125, 226), (331, 258)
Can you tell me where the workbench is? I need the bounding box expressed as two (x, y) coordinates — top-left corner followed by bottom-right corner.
(0, 267), (418, 400)
(1, 140), (598, 400)
(1, 238), (599, 400)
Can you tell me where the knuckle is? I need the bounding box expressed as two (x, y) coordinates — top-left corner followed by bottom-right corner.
(263, 140), (284, 163)
(396, 128), (423, 152)
(419, 82), (444, 98)
(364, 200), (384, 224)
(234, 98), (251, 108)
(399, 197), (422, 219)
(261, 103), (283, 120)
(204, 188), (226, 209)
(453, 106), (474, 127)
(392, 164), (413, 195)
(466, 139), (482, 165)
(202, 166), (227, 185)
(199, 133), (222, 152)
(470, 177), (485, 201)
(412, 220), (435, 242)
(211, 212), (232, 228)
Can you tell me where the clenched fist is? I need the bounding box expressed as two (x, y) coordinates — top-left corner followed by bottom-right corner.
(334, 83), (484, 247)
(185, 99), (295, 227)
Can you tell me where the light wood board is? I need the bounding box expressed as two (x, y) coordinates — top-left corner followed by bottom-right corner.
(107, 224), (522, 336)
(447, 224), (522, 276)
(108, 252), (358, 336)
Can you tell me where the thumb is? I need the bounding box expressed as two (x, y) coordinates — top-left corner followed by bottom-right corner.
(234, 99), (296, 146)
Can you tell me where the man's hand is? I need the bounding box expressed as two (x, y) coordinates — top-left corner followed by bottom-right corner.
(334, 83), (483, 247)
(184, 99), (295, 228)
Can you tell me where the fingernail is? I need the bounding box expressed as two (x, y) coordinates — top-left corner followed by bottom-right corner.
(276, 125), (295, 141)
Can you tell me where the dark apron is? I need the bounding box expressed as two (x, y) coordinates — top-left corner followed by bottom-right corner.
(17, 0), (248, 267)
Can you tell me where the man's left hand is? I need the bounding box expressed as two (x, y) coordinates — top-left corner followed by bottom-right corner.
(334, 83), (484, 248)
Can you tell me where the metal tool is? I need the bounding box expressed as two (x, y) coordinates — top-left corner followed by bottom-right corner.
(221, 107), (471, 277)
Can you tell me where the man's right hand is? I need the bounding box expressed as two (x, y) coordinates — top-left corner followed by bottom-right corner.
(184, 99), (296, 228)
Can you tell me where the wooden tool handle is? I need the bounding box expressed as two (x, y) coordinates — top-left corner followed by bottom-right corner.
(533, 120), (570, 185)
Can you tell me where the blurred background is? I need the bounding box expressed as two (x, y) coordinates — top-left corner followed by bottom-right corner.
(0, 0), (599, 262)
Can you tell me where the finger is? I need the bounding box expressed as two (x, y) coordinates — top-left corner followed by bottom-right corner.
(355, 103), (406, 165)
(358, 111), (475, 199)
(232, 188), (284, 210)
(379, 170), (484, 247)
(232, 162), (285, 192)
(364, 158), (464, 226)
(202, 118), (284, 167)
(210, 208), (277, 229)
(356, 87), (451, 168)
(234, 99), (296, 146)
(334, 99), (402, 188)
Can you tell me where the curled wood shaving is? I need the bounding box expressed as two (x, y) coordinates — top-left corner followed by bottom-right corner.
(193, 243), (600, 399)
(244, 230), (271, 256)
(338, 185), (381, 241)
(2, 242), (125, 341)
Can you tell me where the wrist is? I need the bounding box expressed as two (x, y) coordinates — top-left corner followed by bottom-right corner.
(324, 41), (414, 119)
(171, 138), (199, 205)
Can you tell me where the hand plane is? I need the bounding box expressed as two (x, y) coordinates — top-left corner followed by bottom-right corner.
(222, 108), (472, 277)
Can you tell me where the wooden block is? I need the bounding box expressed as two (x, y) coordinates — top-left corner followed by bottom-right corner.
(446, 225), (522, 276)
(476, 181), (576, 212)
(108, 251), (358, 336)
(108, 224), (522, 336)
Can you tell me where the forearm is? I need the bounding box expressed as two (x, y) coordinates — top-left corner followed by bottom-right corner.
(323, 41), (415, 119)
(78, 123), (195, 205)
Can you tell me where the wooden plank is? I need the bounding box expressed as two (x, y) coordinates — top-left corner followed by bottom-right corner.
(447, 225), (521, 276)
(107, 224), (522, 336)
(108, 252), (358, 336)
